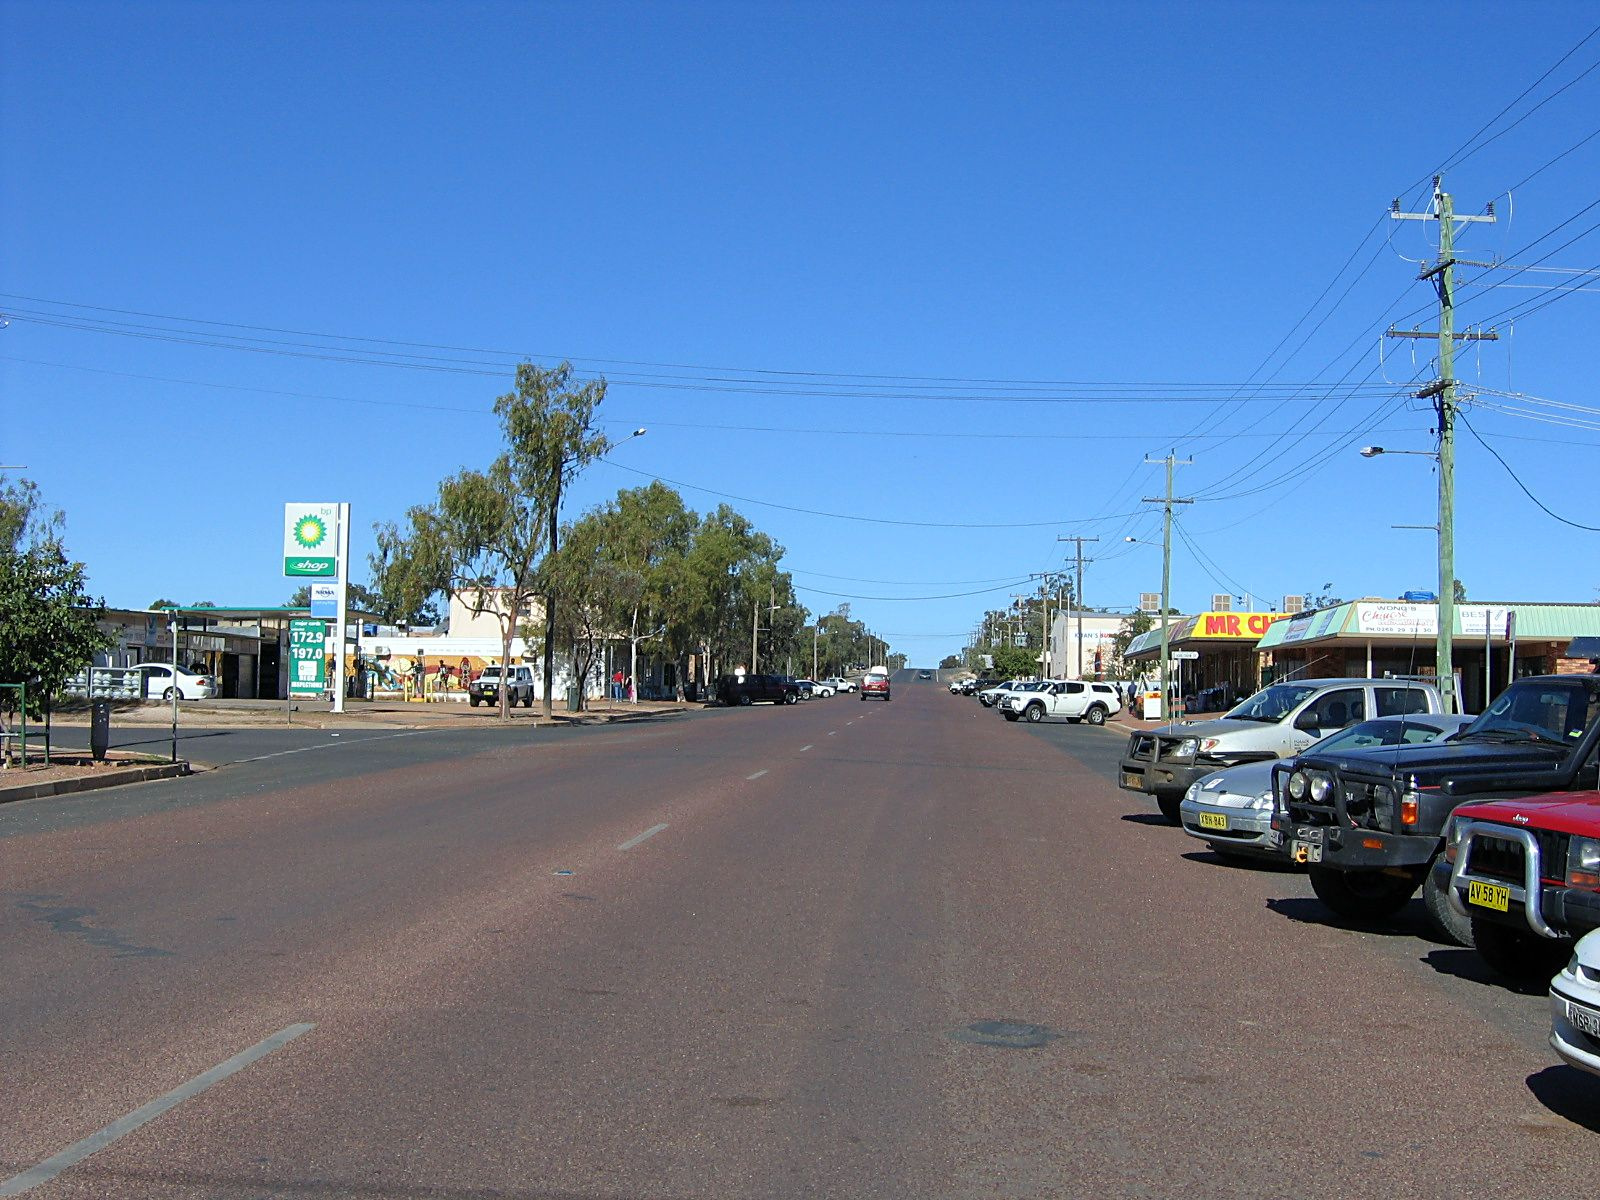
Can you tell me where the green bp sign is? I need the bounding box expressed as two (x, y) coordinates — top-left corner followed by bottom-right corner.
(284, 502), (338, 577)
(288, 618), (328, 697)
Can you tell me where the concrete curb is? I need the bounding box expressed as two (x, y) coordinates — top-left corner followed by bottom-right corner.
(0, 761), (191, 805)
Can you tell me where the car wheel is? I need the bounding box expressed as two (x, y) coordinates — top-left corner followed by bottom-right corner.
(469, 697), (480, 708)
(1156, 794), (1182, 823)
(162, 687), (179, 701)
(785, 692), (799, 705)
(1307, 865), (1421, 921)
(1421, 851), (1473, 947)
(1471, 918), (1571, 980)
(1003, 711), (1019, 721)
(738, 693), (753, 706)
(524, 691), (535, 708)
(1024, 703), (1045, 724)
(1085, 704), (1107, 726)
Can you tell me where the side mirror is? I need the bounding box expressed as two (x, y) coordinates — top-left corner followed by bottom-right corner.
(1294, 710), (1322, 734)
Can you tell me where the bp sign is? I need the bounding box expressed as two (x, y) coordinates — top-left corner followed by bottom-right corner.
(284, 503), (338, 577)
(288, 618), (327, 697)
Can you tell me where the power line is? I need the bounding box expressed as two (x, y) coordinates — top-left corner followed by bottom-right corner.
(597, 457), (1149, 530)
(1459, 410), (1600, 531)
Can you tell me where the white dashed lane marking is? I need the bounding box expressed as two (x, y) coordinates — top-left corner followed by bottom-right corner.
(617, 823), (670, 851)
(746, 769), (768, 780)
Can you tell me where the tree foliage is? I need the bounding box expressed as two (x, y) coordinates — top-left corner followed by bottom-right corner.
(371, 361), (609, 719)
(939, 654), (961, 669)
(0, 480), (111, 720)
(989, 645), (1039, 679)
(0, 477), (64, 557)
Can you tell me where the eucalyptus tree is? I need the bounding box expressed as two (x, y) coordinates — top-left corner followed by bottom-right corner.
(370, 361), (608, 721)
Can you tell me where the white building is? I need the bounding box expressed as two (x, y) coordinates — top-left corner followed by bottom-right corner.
(1047, 610), (1128, 679)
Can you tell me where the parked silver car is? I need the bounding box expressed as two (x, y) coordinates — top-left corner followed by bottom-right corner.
(1178, 714), (1473, 861)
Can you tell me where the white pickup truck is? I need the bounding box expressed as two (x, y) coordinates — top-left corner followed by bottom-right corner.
(1002, 680), (1124, 725)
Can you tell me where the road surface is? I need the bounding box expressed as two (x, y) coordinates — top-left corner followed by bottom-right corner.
(1, 677), (1592, 1197)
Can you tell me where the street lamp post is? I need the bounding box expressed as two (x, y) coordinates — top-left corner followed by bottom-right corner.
(1361, 445), (1454, 710)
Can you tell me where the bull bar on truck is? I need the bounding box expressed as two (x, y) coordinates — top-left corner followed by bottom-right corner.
(1269, 759), (1442, 868)
(1445, 819), (1564, 939)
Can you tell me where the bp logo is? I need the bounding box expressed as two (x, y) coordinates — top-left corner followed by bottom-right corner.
(293, 515), (328, 549)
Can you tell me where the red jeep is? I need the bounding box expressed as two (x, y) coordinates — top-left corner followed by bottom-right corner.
(1438, 789), (1600, 978)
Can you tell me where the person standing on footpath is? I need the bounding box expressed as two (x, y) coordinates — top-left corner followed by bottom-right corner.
(612, 667), (625, 701)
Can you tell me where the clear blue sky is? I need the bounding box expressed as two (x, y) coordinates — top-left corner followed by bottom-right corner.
(5, 2), (1599, 664)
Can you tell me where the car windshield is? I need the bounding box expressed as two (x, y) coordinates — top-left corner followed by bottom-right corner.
(1458, 679), (1600, 746)
(1225, 683), (1320, 723)
(1310, 719), (1437, 754)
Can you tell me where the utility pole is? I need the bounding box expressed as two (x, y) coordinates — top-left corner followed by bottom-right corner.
(1058, 535), (1099, 679)
(1388, 177), (1497, 715)
(1144, 453), (1193, 719)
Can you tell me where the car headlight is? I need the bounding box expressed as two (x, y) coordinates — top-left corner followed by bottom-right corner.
(1568, 836), (1600, 889)
(1251, 789), (1274, 811)
(1184, 782), (1200, 802)
(1175, 738), (1199, 758)
(1287, 771), (1308, 800)
(1308, 773), (1333, 803)
(1199, 737), (1221, 753)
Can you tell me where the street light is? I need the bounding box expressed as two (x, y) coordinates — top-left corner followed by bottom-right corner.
(1361, 446), (1437, 459)
(1359, 443), (1456, 711)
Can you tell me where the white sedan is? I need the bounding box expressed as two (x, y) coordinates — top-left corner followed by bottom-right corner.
(1552, 928), (1600, 1078)
(805, 679), (836, 697)
(134, 662), (217, 701)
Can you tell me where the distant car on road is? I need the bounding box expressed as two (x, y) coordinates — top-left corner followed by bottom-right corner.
(977, 680), (1024, 708)
(470, 665), (535, 707)
(1002, 680), (1123, 725)
(861, 670), (891, 702)
(716, 674), (800, 706)
(802, 679), (835, 697)
(919, 671), (932, 681)
(823, 676), (856, 693)
(134, 662), (216, 701)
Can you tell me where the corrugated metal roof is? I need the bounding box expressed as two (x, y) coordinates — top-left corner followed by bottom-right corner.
(1257, 601), (1600, 649)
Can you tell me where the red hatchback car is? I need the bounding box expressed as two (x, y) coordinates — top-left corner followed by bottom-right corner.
(861, 670), (892, 701)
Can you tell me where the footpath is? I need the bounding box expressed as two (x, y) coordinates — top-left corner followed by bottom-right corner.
(41, 695), (695, 730)
(1, 696), (695, 806)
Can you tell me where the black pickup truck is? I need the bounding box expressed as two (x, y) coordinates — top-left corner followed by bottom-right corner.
(1271, 674), (1600, 944)
(714, 674), (800, 706)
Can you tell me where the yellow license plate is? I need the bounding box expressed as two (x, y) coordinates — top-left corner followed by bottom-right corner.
(1198, 812), (1229, 831)
(1467, 879), (1511, 912)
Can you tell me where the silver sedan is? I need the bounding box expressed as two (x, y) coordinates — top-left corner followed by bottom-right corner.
(1178, 714), (1474, 862)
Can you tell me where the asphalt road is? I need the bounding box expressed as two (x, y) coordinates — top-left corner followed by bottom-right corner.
(1, 680), (1593, 1198)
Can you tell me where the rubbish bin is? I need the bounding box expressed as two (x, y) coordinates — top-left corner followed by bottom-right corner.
(90, 698), (112, 762)
(566, 685), (581, 712)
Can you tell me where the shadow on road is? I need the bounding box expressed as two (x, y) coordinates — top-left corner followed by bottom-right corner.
(1118, 813), (1175, 827)
(1526, 1066), (1600, 1133)
(1180, 849), (1299, 874)
(1420, 947), (1550, 995)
